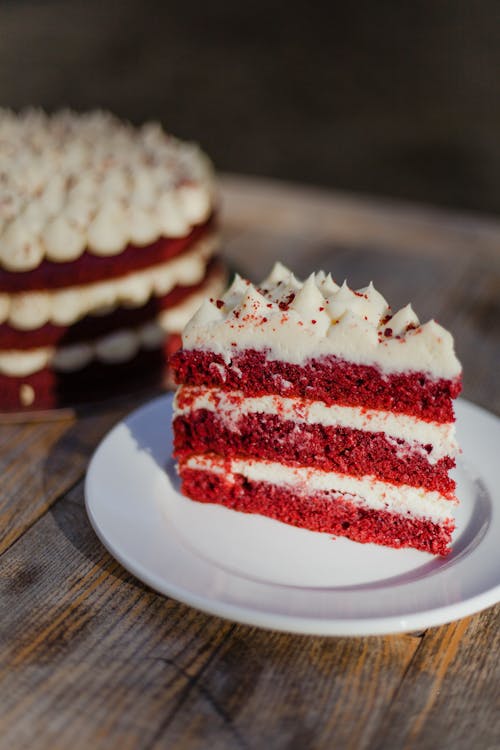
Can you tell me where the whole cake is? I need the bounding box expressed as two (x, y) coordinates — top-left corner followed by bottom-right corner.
(171, 263), (462, 556)
(0, 109), (226, 411)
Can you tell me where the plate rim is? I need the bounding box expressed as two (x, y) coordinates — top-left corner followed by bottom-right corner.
(84, 394), (500, 636)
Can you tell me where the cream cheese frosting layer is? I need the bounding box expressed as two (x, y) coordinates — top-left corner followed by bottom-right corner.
(182, 262), (461, 380)
(0, 234), (217, 330)
(0, 109), (215, 271)
(174, 386), (458, 464)
(183, 454), (456, 523)
(0, 267), (226, 376)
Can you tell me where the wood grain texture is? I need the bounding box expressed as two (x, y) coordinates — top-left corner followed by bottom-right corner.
(149, 626), (418, 750)
(0, 481), (234, 750)
(0, 402), (138, 555)
(0, 176), (499, 749)
(370, 610), (500, 750)
(0, 481), (419, 750)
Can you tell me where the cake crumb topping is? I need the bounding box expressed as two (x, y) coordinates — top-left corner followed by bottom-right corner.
(182, 263), (461, 379)
(0, 109), (214, 271)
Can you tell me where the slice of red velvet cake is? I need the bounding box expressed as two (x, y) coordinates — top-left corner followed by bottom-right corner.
(171, 263), (462, 556)
(0, 109), (226, 411)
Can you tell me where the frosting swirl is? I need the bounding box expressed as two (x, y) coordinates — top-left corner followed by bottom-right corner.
(0, 109), (215, 270)
(182, 262), (462, 379)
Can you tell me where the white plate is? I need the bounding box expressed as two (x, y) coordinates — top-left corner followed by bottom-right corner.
(85, 395), (500, 636)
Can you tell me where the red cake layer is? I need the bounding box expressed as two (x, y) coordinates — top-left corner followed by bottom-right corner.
(179, 467), (453, 556)
(0, 258), (224, 350)
(0, 216), (214, 293)
(170, 348), (461, 422)
(0, 334), (181, 411)
(173, 410), (456, 496)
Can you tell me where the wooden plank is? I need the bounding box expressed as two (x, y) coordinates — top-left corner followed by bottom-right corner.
(219, 175), (500, 264)
(0, 480), (235, 750)
(441, 259), (500, 415)
(222, 213), (472, 319)
(0, 480), (419, 750)
(150, 625), (419, 750)
(369, 608), (500, 750)
(0, 399), (143, 555)
(0, 419), (74, 553)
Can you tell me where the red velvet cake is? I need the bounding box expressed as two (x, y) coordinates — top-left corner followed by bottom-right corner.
(171, 263), (462, 556)
(0, 109), (226, 411)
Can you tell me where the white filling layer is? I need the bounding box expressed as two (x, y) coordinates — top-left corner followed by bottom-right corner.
(0, 267), (226, 376)
(183, 454), (456, 523)
(182, 263), (461, 379)
(0, 234), (217, 330)
(174, 387), (458, 464)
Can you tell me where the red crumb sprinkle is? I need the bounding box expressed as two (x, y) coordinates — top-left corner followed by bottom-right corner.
(384, 328), (393, 337)
(354, 291), (368, 299)
(215, 299), (224, 309)
(261, 317), (268, 323)
(279, 292), (296, 310)
(267, 303), (273, 308)
(233, 310), (240, 318)
(319, 307), (324, 311)
(311, 320), (317, 324)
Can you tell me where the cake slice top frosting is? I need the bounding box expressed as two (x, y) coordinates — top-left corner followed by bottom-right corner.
(0, 109), (214, 271)
(182, 262), (461, 379)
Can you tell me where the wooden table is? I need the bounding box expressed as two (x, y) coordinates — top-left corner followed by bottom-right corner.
(0, 175), (499, 749)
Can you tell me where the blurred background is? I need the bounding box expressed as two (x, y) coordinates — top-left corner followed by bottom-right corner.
(1, 0), (499, 214)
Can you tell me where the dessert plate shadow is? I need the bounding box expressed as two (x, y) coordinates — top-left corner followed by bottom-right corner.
(85, 394), (500, 636)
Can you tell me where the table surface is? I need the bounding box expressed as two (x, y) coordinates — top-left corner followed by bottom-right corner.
(0, 175), (499, 750)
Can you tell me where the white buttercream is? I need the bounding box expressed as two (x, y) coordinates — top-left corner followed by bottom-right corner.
(178, 183), (212, 224)
(173, 386), (458, 464)
(0, 218), (44, 271)
(0, 234), (216, 329)
(0, 263), (226, 376)
(0, 348), (50, 377)
(52, 343), (94, 372)
(94, 330), (140, 364)
(42, 215), (87, 262)
(183, 454), (456, 523)
(87, 201), (129, 256)
(157, 281), (225, 334)
(128, 204), (159, 246)
(9, 292), (52, 330)
(387, 304), (419, 336)
(139, 322), (166, 350)
(0, 109), (215, 270)
(156, 192), (190, 238)
(182, 263), (462, 379)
